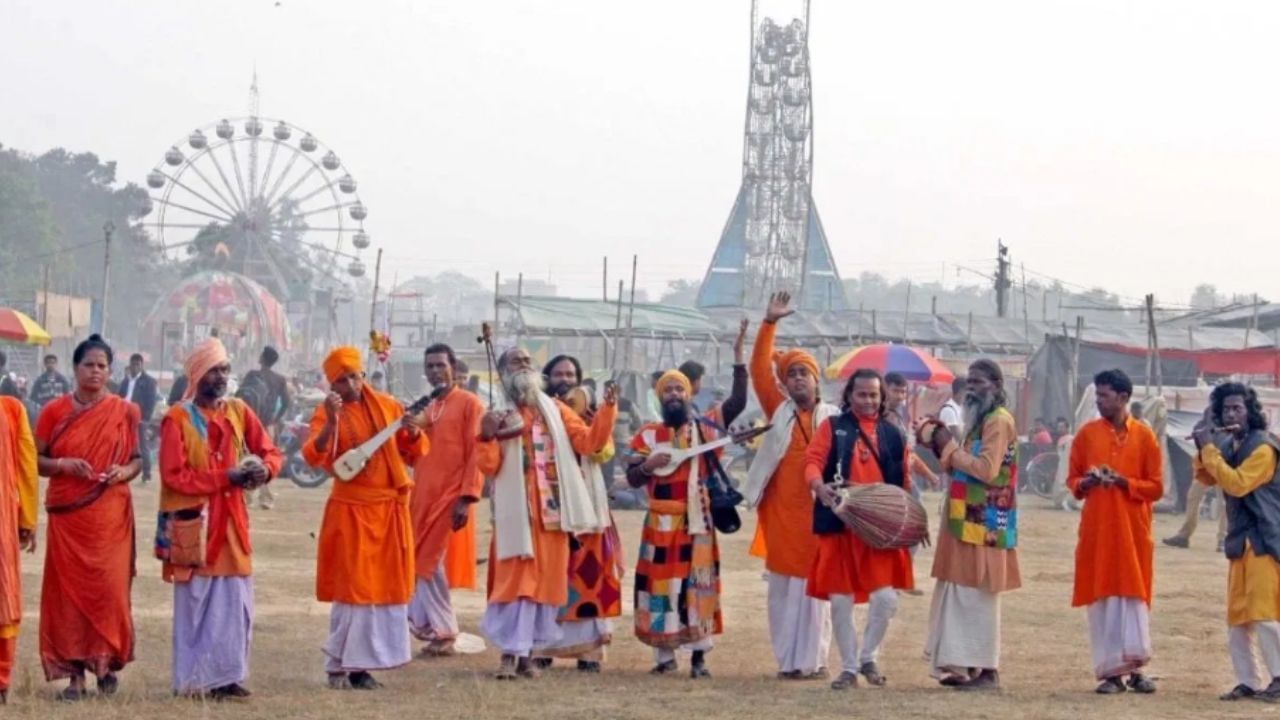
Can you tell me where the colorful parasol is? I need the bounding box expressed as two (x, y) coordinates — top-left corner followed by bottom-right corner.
(0, 308), (51, 346)
(824, 343), (954, 384)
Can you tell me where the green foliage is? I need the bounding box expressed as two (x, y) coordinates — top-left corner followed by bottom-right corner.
(0, 144), (173, 344)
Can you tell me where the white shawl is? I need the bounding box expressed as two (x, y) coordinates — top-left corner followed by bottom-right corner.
(492, 392), (605, 560)
(743, 399), (839, 509)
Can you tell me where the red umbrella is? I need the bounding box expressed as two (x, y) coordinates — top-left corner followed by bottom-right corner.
(824, 343), (953, 384)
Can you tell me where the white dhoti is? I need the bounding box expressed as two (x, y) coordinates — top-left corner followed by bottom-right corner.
(481, 600), (561, 657)
(172, 576), (253, 693)
(1087, 596), (1152, 680)
(925, 581), (1000, 677)
(1229, 621), (1280, 689)
(323, 603), (411, 673)
(408, 566), (459, 642)
(767, 574), (831, 674)
(654, 636), (713, 664)
(538, 619), (611, 660)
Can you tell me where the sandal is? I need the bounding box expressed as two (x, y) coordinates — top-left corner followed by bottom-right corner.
(830, 671), (858, 691)
(650, 660), (678, 676)
(327, 673), (352, 691)
(516, 658), (541, 679)
(1096, 677), (1127, 695)
(56, 686), (89, 703)
(1127, 674), (1156, 694)
(690, 650), (711, 679)
(349, 672), (383, 690)
(494, 655), (518, 681)
(1219, 684), (1256, 701)
(859, 661), (886, 686)
(97, 673), (120, 697)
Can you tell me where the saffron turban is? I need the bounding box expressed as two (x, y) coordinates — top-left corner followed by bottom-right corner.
(323, 346), (364, 383)
(775, 348), (820, 384)
(656, 369), (692, 395)
(182, 338), (229, 401)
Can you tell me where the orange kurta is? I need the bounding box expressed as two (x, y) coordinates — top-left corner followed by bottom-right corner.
(1068, 416), (1163, 607)
(478, 399), (616, 607)
(804, 415), (914, 601)
(749, 320), (821, 578)
(412, 388), (485, 589)
(36, 394), (139, 681)
(305, 389), (429, 605)
(0, 398), (36, 690)
(158, 399), (284, 582)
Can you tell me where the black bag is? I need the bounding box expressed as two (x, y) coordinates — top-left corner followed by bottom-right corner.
(236, 371), (275, 423)
(698, 424), (743, 534)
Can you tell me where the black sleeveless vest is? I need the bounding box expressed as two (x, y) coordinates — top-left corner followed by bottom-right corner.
(1219, 430), (1280, 563)
(813, 412), (907, 535)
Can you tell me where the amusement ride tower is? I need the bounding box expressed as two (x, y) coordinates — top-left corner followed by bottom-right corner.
(697, 0), (845, 311)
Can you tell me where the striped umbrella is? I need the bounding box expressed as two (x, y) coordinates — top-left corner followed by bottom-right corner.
(824, 343), (954, 384)
(0, 308), (52, 346)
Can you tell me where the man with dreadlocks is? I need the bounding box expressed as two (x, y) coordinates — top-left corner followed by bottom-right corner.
(804, 368), (912, 691)
(921, 359), (1021, 692)
(1192, 383), (1280, 702)
(530, 354), (624, 672)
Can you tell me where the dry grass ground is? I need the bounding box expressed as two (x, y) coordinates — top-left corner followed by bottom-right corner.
(6, 482), (1279, 719)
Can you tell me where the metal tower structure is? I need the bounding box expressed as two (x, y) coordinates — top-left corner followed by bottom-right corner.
(697, 0), (845, 311)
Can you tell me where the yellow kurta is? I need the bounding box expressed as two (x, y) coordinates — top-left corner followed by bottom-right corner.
(1195, 442), (1280, 626)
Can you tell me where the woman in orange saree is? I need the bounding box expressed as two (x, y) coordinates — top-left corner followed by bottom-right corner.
(34, 334), (141, 701)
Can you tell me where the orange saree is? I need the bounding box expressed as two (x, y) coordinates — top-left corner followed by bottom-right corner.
(36, 394), (139, 680)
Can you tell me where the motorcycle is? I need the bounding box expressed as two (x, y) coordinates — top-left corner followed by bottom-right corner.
(278, 416), (329, 488)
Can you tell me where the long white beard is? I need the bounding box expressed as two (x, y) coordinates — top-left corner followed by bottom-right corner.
(962, 392), (996, 435)
(502, 368), (544, 408)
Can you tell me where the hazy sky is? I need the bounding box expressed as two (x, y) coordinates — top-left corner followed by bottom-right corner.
(4, 0), (1280, 308)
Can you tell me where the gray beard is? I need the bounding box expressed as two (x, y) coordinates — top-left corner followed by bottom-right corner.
(962, 392), (996, 434)
(502, 368), (544, 408)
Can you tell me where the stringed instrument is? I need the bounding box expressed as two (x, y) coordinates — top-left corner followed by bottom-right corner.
(476, 321), (524, 440)
(649, 424), (771, 477)
(333, 390), (439, 482)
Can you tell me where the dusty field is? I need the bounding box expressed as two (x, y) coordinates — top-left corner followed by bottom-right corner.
(6, 481), (1278, 720)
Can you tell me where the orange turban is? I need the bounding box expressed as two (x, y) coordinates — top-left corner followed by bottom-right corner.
(656, 369), (692, 395)
(182, 338), (229, 401)
(323, 346), (364, 384)
(775, 348), (820, 385)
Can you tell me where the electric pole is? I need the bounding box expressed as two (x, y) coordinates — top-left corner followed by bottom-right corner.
(100, 221), (115, 337)
(994, 240), (1012, 318)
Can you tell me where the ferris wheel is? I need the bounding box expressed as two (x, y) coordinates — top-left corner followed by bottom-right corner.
(143, 113), (371, 296)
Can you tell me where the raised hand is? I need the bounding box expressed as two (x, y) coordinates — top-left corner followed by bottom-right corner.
(733, 318), (749, 364)
(602, 381), (619, 407)
(764, 291), (795, 324)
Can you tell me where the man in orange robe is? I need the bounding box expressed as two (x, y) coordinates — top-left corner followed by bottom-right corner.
(0, 396), (37, 703)
(804, 369), (913, 691)
(1068, 369), (1163, 694)
(409, 343), (484, 657)
(476, 348), (616, 680)
(158, 338), (283, 699)
(743, 291), (836, 681)
(304, 347), (429, 690)
(37, 334), (141, 700)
